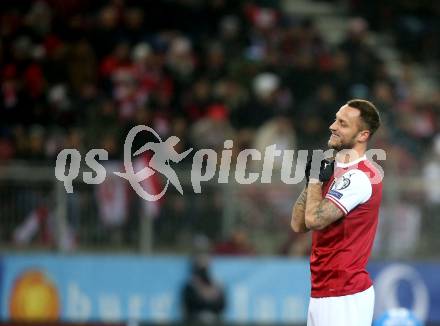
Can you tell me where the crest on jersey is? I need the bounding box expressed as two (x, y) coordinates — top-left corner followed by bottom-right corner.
(333, 173), (353, 191)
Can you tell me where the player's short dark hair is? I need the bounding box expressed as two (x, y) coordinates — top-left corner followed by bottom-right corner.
(346, 99), (381, 138)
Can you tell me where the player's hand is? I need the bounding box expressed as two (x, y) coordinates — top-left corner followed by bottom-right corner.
(319, 159), (334, 182)
(305, 157), (312, 184)
(304, 150), (333, 185)
(306, 153), (334, 184)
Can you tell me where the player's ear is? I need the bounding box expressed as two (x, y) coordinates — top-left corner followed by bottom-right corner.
(357, 130), (370, 143)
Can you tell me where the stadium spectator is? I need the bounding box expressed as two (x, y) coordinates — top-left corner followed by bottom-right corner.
(214, 229), (255, 255)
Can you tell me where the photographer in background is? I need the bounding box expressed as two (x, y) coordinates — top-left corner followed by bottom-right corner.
(181, 254), (226, 324)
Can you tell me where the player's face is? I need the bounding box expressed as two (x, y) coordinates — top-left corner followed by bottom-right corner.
(328, 105), (367, 151)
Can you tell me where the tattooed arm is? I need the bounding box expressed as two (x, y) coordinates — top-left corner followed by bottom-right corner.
(291, 187), (310, 233)
(305, 181), (344, 230)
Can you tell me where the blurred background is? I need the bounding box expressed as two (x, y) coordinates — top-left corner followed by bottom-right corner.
(0, 0), (439, 325)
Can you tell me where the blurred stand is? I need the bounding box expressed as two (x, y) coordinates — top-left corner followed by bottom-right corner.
(0, 162), (434, 259)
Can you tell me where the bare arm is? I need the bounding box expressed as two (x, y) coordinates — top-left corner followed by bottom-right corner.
(291, 187), (309, 233)
(305, 181), (344, 230)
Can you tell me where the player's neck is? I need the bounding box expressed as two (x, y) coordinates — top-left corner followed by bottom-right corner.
(335, 148), (366, 164)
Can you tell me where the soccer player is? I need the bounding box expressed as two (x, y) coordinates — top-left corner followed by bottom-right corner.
(291, 99), (383, 326)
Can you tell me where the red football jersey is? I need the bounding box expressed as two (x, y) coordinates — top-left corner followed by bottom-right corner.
(310, 156), (383, 298)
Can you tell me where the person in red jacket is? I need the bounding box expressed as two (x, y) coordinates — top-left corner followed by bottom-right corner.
(291, 99), (383, 326)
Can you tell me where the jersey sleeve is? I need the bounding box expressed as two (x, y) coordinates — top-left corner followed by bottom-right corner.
(325, 169), (372, 215)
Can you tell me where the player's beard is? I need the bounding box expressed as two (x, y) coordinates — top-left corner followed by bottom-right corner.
(328, 133), (357, 151)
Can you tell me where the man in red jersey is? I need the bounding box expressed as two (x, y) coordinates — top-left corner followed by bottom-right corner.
(291, 99), (383, 326)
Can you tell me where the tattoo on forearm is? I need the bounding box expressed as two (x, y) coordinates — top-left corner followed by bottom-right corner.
(315, 199), (343, 222)
(292, 188), (309, 232)
(316, 201), (325, 220)
(296, 189), (307, 208)
(305, 183), (344, 229)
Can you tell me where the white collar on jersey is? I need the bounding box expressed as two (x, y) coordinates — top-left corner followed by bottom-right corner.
(335, 154), (367, 168)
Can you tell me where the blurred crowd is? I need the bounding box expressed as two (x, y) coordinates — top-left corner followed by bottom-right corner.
(349, 0), (440, 65)
(1, 0), (438, 165)
(1, 0), (439, 255)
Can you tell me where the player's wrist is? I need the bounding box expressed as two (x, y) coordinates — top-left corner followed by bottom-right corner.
(308, 178), (323, 186)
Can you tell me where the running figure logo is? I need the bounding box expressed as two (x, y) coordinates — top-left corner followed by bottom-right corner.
(115, 125), (193, 201)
